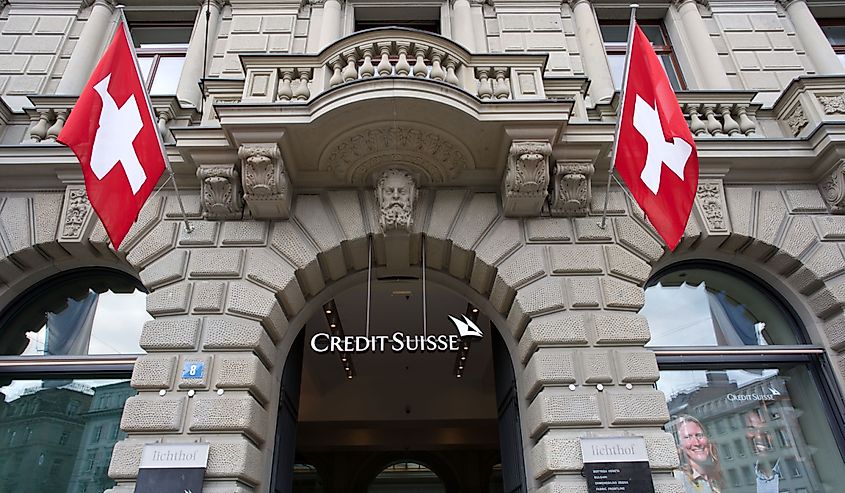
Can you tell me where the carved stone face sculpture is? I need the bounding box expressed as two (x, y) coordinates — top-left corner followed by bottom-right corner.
(376, 168), (417, 232)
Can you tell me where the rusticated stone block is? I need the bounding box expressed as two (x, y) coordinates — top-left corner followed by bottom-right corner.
(120, 395), (186, 432)
(805, 243), (845, 280)
(531, 432), (584, 477)
(567, 277), (600, 308)
(824, 315), (845, 351)
(451, 192), (499, 251)
(526, 389), (601, 437)
(507, 277), (567, 337)
(178, 355), (212, 389)
(206, 438), (264, 485)
(203, 317), (276, 369)
(178, 220), (218, 246)
(140, 318), (201, 351)
(221, 221), (268, 245)
(189, 395), (268, 445)
(580, 350), (612, 383)
(108, 439), (146, 479)
(140, 249), (188, 290)
(131, 355), (176, 389)
(573, 218), (613, 242)
(592, 312), (651, 345)
(147, 282), (192, 316)
(126, 220), (177, 268)
(535, 479), (588, 493)
(605, 244), (651, 285)
(550, 245), (603, 274)
(227, 281), (288, 341)
(192, 281), (226, 313)
(245, 248), (305, 315)
(809, 287), (844, 320)
(522, 348), (576, 399)
(518, 312), (589, 364)
(215, 353), (273, 404)
(616, 349), (660, 383)
(614, 216), (663, 262)
(607, 389), (669, 426)
(189, 248), (244, 278)
(601, 277), (645, 310)
(527, 217), (573, 242)
(494, 246), (547, 290)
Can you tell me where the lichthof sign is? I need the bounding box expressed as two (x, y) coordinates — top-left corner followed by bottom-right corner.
(310, 314), (484, 355)
(580, 436), (654, 493)
(136, 443), (210, 493)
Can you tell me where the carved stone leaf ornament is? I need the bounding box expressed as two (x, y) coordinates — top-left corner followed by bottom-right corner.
(501, 141), (552, 217)
(197, 165), (243, 220)
(549, 161), (594, 216)
(60, 185), (94, 240)
(695, 181), (728, 232)
(818, 92), (845, 115)
(818, 161), (845, 214)
(375, 167), (418, 233)
(785, 103), (808, 136)
(239, 143), (291, 219)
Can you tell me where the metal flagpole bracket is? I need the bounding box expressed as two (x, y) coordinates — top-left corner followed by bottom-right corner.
(599, 3), (639, 229)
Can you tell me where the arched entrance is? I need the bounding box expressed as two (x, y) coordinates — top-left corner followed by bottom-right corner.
(270, 260), (526, 493)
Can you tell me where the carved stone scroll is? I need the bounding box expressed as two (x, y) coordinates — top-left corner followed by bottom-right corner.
(197, 165), (242, 220)
(375, 167), (417, 233)
(59, 185), (94, 241)
(239, 143), (291, 219)
(501, 141), (552, 217)
(819, 161), (845, 214)
(549, 161), (594, 217)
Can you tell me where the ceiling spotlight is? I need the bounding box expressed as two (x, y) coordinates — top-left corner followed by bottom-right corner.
(347, 374), (353, 379)
(341, 356), (347, 362)
(330, 323), (337, 328)
(461, 355), (466, 360)
(463, 345), (469, 350)
(458, 364), (463, 370)
(456, 373), (462, 378)
(472, 308), (478, 313)
(325, 309), (332, 314)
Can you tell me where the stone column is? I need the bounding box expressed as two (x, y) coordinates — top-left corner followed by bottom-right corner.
(781, 0), (844, 74)
(176, 0), (224, 108)
(673, 0), (730, 88)
(55, 0), (115, 95)
(319, 0), (343, 50)
(452, 0), (476, 52)
(569, 0), (615, 104)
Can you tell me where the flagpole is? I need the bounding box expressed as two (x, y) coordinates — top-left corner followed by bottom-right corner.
(599, 3), (638, 229)
(115, 5), (194, 234)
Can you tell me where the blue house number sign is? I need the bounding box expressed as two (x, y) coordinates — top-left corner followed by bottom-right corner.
(182, 361), (205, 379)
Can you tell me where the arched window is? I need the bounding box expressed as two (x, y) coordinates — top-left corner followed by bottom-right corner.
(368, 461), (445, 492)
(0, 268), (145, 492)
(641, 262), (845, 493)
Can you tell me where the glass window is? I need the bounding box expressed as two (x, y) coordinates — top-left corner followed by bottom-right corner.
(130, 25), (192, 95)
(0, 379), (136, 493)
(600, 22), (684, 90)
(644, 262), (845, 493)
(354, 6), (441, 34)
(820, 20), (845, 69)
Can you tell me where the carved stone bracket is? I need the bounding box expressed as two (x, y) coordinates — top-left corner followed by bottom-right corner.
(549, 161), (594, 217)
(819, 161), (845, 214)
(59, 185), (95, 241)
(239, 143), (291, 219)
(818, 92), (845, 115)
(198, 165), (243, 220)
(695, 179), (730, 233)
(375, 167), (418, 233)
(501, 141), (552, 217)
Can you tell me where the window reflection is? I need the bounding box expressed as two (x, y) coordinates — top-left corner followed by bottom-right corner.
(0, 379), (136, 493)
(660, 367), (845, 493)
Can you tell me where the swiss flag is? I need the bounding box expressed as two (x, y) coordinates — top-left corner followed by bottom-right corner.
(614, 24), (698, 251)
(57, 21), (166, 249)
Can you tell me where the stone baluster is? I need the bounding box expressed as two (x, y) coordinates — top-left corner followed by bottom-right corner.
(703, 105), (723, 135)
(293, 70), (311, 100)
(396, 45), (411, 76)
(688, 107), (707, 136)
(413, 46), (428, 78)
(476, 68), (493, 99)
(493, 68), (510, 99)
(278, 70), (294, 101)
(342, 52), (359, 82)
(46, 109), (67, 141)
(736, 106), (756, 135)
(329, 59), (343, 87)
(157, 109), (172, 143)
(430, 52), (446, 81)
(720, 105), (740, 136)
(30, 110), (52, 143)
(360, 48), (375, 78)
(377, 44), (392, 76)
(444, 59), (460, 86)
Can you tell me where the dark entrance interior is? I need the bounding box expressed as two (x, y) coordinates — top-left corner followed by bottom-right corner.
(271, 277), (525, 493)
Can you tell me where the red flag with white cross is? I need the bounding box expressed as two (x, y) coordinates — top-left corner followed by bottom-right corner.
(57, 21), (166, 249)
(613, 23), (699, 251)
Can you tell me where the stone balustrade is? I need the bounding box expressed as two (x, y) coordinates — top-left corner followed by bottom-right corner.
(675, 92), (760, 137)
(326, 41), (463, 89)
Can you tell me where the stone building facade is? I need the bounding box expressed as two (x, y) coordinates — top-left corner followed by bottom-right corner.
(0, 0), (844, 492)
